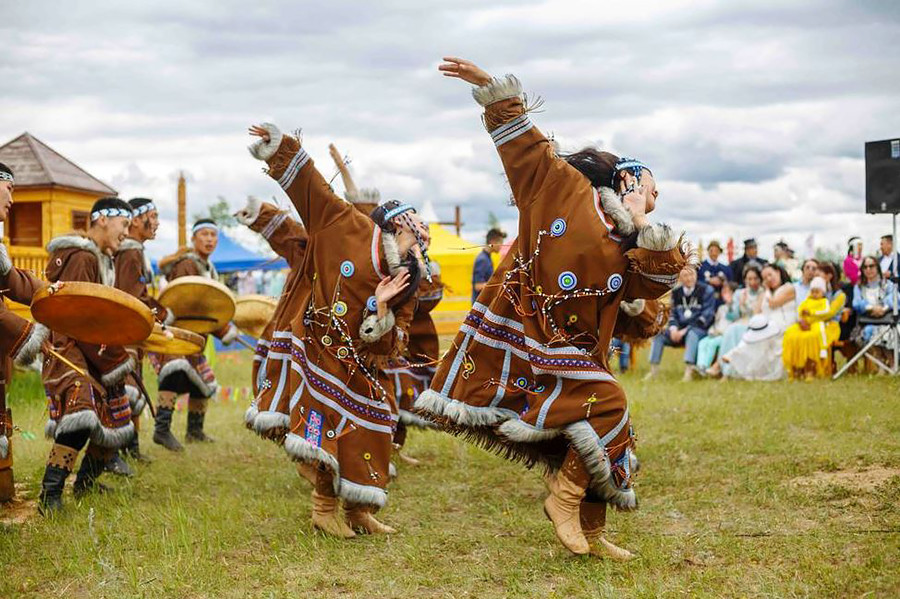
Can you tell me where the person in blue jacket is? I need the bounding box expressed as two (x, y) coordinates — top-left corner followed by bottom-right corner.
(646, 266), (716, 381)
(698, 240), (732, 305)
(471, 227), (506, 303)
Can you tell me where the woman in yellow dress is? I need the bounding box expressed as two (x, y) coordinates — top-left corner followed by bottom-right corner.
(782, 262), (845, 378)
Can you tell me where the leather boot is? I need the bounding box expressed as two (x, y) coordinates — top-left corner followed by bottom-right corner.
(104, 453), (135, 477)
(581, 500), (634, 561)
(345, 503), (397, 534)
(544, 449), (591, 555)
(311, 469), (355, 538)
(186, 399), (214, 443)
(74, 446), (112, 498)
(125, 416), (151, 463)
(38, 443), (78, 516)
(153, 406), (184, 452)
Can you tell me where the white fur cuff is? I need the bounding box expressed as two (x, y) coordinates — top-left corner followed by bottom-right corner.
(636, 223), (678, 252)
(360, 311), (396, 343)
(356, 188), (381, 205)
(619, 299), (646, 317)
(235, 196), (262, 226)
(598, 187), (636, 236)
(472, 74), (523, 107)
(221, 323), (239, 345)
(13, 323), (49, 367)
(0, 242), (11, 276)
(164, 308), (176, 326)
(248, 123), (283, 161)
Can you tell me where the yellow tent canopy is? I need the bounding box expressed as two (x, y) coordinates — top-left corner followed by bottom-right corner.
(428, 222), (481, 333)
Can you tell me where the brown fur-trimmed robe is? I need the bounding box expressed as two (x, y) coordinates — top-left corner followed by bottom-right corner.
(42, 234), (135, 448)
(247, 125), (415, 508)
(414, 76), (692, 510)
(0, 242), (49, 459)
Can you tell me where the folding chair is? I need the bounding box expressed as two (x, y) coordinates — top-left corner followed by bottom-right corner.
(833, 312), (900, 379)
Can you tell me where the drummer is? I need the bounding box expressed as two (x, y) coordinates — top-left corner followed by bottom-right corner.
(0, 163), (50, 475)
(38, 197), (138, 514)
(114, 197), (172, 463)
(151, 218), (237, 451)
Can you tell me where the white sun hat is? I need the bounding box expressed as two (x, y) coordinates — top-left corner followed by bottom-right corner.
(742, 314), (782, 344)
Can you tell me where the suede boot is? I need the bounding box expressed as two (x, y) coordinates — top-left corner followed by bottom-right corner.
(125, 415), (151, 463)
(311, 470), (355, 538)
(295, 462), (317, 484)
(104, 453), (135, 477)
(153, 406), (184, 452)
(186, 399), (214, 443)
(544, 449), (591, 555)
(581, 500), (634, 561)
(345, 503), (397, 535)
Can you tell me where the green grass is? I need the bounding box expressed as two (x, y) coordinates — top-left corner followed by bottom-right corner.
(2, 347), (899, 598)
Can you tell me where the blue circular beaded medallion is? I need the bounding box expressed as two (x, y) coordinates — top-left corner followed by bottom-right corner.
(607, 273), (623, 291)
(340, 260), (355, 277)
(558, 271), (578, 291)
(515, 377), (529, 388)
(550, 218), (567, 237)
(366, 296), (378, 312)
(333, 301), (348, 317)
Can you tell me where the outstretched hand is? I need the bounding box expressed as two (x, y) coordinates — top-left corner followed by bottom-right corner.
(248, 125), (270, 143)
(438, 57), (492, 86)
(375, 271), (411, 307)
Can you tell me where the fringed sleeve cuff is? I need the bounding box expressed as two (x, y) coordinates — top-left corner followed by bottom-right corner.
(472, 75), (523, 106)
(360, 311), (396, 343)
(247, 123), (284, 161)
(235, 196), (262, 226)
(636, 223), (679, 252)
(100, 356), (135, 388)
(0, 243), (11, 276)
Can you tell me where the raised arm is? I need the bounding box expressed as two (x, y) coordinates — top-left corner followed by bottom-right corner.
(115, 247), (172, 324)
(235, 197), (309, 268)
(439, 57), (565, 208)
(248, 124), (354, 234)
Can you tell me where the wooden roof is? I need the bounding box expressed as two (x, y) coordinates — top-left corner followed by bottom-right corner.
(0, 132), (116, 195)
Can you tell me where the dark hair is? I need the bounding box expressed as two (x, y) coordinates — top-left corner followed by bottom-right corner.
(486, 227), (507, 243)
(882, 234), (893, 242)
(858, 255), (882, 286)
(762, 263), (791, 289)
(561, 147), (621, 189)
(742, 262), (762, 282)
(801, 258), (818, 271)
(816, 261), (839, 287)
(724, 281), (740, 293)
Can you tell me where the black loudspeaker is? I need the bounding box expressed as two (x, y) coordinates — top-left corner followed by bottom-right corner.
(866, 138), (900, 214)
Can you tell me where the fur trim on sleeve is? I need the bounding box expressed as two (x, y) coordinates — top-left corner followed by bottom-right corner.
(235, 196), (262, 226)
(0, 242), (11, 276)
(0, 435), (8, 460)
(360, 311), (396, 343)
(101, 356), (135, 387)
(356, 188), (381, 205)
(472, 74), (523, 107)
(221, 323), (239, 345)
(619, 299), (646, 317)
(13, 323), (48, 367)
(248, 123), (284, 161)
(636, 223), (678, 252)
(164, 308), (176, 326)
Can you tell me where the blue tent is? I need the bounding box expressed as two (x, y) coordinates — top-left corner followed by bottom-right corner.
(152, 229), (288, 274)
(210, 229), (287, 273)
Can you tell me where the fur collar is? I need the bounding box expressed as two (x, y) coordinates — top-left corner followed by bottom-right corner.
(47, 233), (117, 286)
(380, 232), (404, 277)
(118, 238), (144, 252)
(598, 186), (636, 236)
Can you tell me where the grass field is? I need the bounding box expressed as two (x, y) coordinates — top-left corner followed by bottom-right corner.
(1, 346), (899, 598)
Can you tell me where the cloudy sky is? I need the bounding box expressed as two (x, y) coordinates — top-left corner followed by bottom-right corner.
(3, 1), (899, 260)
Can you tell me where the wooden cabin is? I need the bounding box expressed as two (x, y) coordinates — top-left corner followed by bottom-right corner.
(0, 132), (116, 317)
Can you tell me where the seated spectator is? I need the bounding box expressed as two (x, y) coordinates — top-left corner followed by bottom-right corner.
(843, 237), (863, 286)
(782, 272), (845, 379)
(761, 263), (797, 331)
(794, 259), (818, 303)
(721, 314), (786, 381)
(645, 267), (716, 382)
(851, 255), (897, 367)
(729, 238), (768, 284)
(696, 281), (737, 372)
(705, 263), (764, 377)
(699, 240), (732, 304)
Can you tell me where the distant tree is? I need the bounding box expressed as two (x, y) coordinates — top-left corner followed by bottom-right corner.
(487, 211), (500, 229)
(193, 196), (236, 227)
(814, 245), (842, 266)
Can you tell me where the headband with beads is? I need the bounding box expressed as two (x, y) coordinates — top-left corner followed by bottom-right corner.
(612, 157), (650, 189)
(132, 202), (157, 217)
(91, 207), (132, 221)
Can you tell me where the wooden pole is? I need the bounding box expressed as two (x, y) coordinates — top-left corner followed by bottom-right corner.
(177, 172), (187, 248)
(454, 205), (462, 237)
